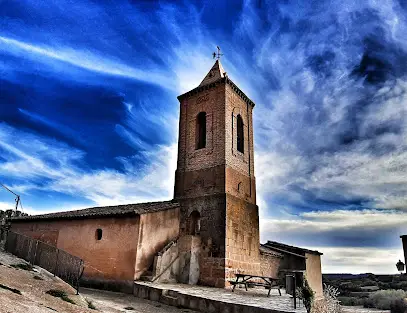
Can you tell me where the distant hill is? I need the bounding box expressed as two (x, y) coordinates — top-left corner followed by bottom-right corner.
(323, 273), (376, 279)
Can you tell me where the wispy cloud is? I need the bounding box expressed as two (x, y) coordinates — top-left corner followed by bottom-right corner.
(0, 122), (176, 210)
(0, 36), (176, 89)
(260, 208), (407, 248)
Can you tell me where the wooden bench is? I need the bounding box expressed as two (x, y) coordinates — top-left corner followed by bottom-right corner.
(231, 273), (282, 297)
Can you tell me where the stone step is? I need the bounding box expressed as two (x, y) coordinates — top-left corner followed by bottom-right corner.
(167, 289), (179, 298)
(161, 290), (178, 306)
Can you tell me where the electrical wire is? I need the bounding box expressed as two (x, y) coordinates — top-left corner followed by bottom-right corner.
(0, 183), (18, 196)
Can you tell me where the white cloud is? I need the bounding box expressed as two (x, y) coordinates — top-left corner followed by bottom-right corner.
(0, 122), (177, 210)
(0, 36), (176, 90)
(316, 247), (405, 274)
(261, 209), (407, 236)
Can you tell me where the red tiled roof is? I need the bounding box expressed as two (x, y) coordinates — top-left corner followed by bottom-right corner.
(11, 200), (179, 221)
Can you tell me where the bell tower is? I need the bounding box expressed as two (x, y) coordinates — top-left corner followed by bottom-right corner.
(174, 59), (259, 287)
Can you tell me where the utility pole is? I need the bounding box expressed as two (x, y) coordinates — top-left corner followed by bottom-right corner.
(0, 183), (21, 213)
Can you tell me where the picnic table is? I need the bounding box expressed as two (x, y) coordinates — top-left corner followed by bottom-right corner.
(230, 273), (282, 297)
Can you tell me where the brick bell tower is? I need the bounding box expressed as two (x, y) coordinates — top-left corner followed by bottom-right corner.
(174, 58), (260, 287)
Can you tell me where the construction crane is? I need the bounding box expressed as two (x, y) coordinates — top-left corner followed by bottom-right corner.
(0, 183), (22, 213)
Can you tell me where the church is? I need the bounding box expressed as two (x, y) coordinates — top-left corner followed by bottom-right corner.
(9, 59), (323, 297)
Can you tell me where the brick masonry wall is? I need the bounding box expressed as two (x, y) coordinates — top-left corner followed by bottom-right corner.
(225, 83), (255, 204)
(199, 256), (226, 288)
(225, 194), (260, 281)
(259, 253), (282, 278)
(174, 76), (262, 287)
(178, 194), (226, 257)
(175, 83), (226, 177)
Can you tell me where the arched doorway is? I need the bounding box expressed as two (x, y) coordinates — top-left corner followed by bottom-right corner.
(188, 211), (201, 236)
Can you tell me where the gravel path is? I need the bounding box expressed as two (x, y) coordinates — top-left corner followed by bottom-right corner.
(81, 288), (198, 313)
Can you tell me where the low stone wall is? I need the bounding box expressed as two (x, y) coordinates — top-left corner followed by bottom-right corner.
(133, 282), (300, 313)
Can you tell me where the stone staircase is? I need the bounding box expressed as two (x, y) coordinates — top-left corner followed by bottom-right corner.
(160, 289), (178, 306)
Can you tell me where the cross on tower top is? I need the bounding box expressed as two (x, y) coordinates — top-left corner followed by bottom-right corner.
(212, 46), (223, 60)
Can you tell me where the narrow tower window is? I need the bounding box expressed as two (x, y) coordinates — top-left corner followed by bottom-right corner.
(237, 114), (244, 153)
(196, 112), (206, 149)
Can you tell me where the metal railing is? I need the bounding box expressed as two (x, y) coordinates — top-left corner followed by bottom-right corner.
(5, 231), (84, 293)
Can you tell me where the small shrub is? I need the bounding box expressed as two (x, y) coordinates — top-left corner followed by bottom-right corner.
(33, 275), (43, 280)
(0, 283), (22, 295)
(86, 299), (96, 310)
(390, 298), (407, 313)
(312, 284), (342, 313)
(46, 289), (76, 305)
(364, 289), (407, 310)
(10, 263), (34, 271)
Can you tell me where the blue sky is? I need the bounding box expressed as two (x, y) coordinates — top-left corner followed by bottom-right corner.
(1, 0), (407, 274)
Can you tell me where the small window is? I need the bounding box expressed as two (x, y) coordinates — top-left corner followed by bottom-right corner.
(237, 114), (244, 153)
(196, 112), (206, 149)
(96, 229), (102, 240)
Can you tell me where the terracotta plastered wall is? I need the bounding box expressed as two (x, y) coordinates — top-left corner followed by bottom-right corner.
(56, 217), (139, 282)
(11, 216), (140, 282)
(134, 207), (180, 279)
(10, 220), (60, 246)
(305, 253), (323, 298)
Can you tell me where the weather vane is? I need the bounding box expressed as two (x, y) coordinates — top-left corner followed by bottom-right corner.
(212, 46), (223, 60)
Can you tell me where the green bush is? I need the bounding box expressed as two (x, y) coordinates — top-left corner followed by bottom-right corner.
(338, 296), (365, 306)
(10, 263), (34, 271)
(46, 289), (76, 305)
(364, 289), (407, 310)
(390, 298), (407, 313)
(297, 278), (314, 313)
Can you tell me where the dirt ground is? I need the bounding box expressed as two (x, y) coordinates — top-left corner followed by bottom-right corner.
(0, 249), (196, 313)
(0, 249), (93, 313)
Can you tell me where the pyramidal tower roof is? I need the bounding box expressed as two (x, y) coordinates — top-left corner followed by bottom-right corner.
(178, 58), (255, 107)
(199, 59), (226, 87)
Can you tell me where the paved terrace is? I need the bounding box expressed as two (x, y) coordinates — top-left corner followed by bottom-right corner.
(134, 281), (307, 313)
